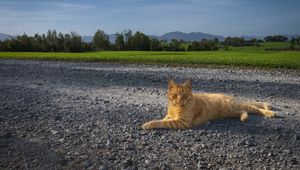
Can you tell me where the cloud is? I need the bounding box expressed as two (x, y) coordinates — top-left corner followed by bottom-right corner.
(54, 3), (93, 11)
(0, 0), (299, 36)
(0, 1), (93, 22)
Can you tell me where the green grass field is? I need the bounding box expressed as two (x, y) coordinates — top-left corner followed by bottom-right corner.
(0, 42), (300, 69)
(221, 42), (299, 52)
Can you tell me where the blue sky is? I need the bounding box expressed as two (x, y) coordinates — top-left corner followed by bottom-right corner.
(0, 0), (299, 36)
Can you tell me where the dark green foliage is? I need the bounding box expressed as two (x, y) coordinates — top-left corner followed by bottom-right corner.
(128, 31), (151, 50)
(223, 37), (259, 47)
(115, 32), (125, 50)
(187, 39), (218, 51)
(68, 32), (85, 52)
(224, 37), (245, 47)
(0, 30), (88, 52)
(150, 38), (163, 51)
(296, 37), (300, 45)
(168, 39), (185, 51)
(264, 35), (288, 42)
(290, 37), (296, 50)
(92, 29), (110, 51)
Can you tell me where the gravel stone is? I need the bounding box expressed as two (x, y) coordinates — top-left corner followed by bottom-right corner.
(83, 159), (92, 168)
(0, 60), (299, 169)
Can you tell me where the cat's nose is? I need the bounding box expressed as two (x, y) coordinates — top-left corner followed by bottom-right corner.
(178, 95), (182, 100)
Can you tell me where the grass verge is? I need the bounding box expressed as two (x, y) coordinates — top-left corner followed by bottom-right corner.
(0, 51), (299, 69)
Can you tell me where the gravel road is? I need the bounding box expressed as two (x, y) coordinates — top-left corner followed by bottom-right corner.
(0, 59), (299, 170)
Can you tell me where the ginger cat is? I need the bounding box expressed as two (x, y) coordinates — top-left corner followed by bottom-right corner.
(142, 79), (275, 130)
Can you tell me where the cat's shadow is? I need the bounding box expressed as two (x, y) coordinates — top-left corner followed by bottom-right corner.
(193, 113), (286, 135)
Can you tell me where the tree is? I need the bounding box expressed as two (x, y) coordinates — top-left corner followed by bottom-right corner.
(290, 37), (296, 50)
(0, 30), (93, 52)
(264, 35), (288, 42)
(214, 38), (219, 44)
(123, 30), (132, 42)
(169, 39), (185, 51)
(0, 40), (2, 51)
(69, 32), (84, 52)
(115, 32), (125, 50)
(159, 40), (169, 51)
(123, 29), (132, 50)
(128, 31), (151, 50)
(92, 29), (110, 51)
(150, 38), (162, 51)
(187, 40), (218, 51)
(224, 37), (244, 47)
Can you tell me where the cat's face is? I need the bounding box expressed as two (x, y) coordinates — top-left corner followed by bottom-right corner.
(168, 79), (193, 106)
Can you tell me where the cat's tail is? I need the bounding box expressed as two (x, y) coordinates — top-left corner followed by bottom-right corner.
(240, 102), (275, 118)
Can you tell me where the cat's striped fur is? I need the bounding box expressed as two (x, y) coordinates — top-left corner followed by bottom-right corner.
(142, 79), (275, 130)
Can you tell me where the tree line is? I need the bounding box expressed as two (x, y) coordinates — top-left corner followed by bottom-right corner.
(0, 30), (91, 52)
(0, 29), (299, 52)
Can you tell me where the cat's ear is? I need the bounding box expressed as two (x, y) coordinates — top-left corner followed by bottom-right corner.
(183, 79), (192, 90)
(168, 79), (176, 88)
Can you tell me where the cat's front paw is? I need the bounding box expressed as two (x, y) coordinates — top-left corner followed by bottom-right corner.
(142, 121), (155, 130)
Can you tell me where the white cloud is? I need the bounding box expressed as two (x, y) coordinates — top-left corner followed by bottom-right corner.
(0, 1), (93, 22)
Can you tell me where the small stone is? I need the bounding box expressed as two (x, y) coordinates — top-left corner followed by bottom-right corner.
(51, 130), (58, 135)
(128, 112), (134, 115)
(106, 140), (111, 147)
(144, 160), (150, 165)
(245, 139), (255, 147)
(123, 158), (133, 168)
(83, 160), (92, 168)
(124, 144), (135, 150)
(197, 160), (208, 169)
(294, 134), (300, 141)
(108, 154), (117, 160)
(58, 138), (64, 142)
(139, 131), (147, 135)
(55, 115), (62, 121)
(283, 149), (291, 154)
(3, 132), (12, 138)
(98, 165), (107, 170)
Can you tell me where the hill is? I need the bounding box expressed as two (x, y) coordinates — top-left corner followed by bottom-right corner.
(158, 31), (225, 41)
(83, 31), (225, 43)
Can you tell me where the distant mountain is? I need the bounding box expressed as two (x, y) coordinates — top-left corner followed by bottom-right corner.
(0, 33), (12, 41)
(158, 31), (225, 41)
(83, 31), (225, 43)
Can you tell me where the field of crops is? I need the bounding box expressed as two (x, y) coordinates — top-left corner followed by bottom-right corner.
(0, 42), (300, 69)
